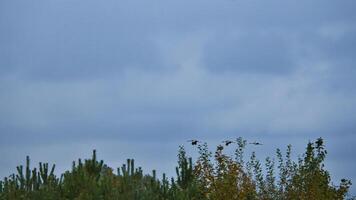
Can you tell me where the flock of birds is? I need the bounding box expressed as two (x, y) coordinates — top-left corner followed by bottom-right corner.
(187, 139), (263, 146)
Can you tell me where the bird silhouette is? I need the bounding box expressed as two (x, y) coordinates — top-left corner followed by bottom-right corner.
(187, 140), (200, 145)
(249, 142), (263, 145)
(222, 140), (234, 146)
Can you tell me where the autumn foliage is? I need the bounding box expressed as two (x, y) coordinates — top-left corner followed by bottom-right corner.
(0, 138), (352, 199)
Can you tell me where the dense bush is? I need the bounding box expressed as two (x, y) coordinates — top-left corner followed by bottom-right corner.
(0, 138), (352, 199)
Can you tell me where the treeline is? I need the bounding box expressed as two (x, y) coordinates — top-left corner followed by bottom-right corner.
(0, 138), (353, 200)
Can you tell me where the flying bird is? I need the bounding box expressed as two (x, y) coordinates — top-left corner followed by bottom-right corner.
(222, 140), (234, 146)
(187, 140), (200, 145)
(249, 142), (263, 145)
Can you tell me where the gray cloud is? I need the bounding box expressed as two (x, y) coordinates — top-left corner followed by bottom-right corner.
(203, 31), (295, 74)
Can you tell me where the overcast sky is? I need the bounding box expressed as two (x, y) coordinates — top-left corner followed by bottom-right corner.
(1, 0), (356, 194)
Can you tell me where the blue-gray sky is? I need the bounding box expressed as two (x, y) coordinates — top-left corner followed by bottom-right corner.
(1, 0), (356, 194)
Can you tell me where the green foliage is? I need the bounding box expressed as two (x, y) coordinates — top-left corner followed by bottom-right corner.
(285, 138), (351, 200)
(0, 156), (60, 200)
(0, 138), (352, 200)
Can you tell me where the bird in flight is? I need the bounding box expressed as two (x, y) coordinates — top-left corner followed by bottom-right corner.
(249, 142), (263, 145)
(187, 140), (200, 145)
(222, 140), (234, 146)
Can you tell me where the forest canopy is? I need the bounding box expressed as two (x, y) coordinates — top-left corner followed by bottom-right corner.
(0, 138), (353, 200)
